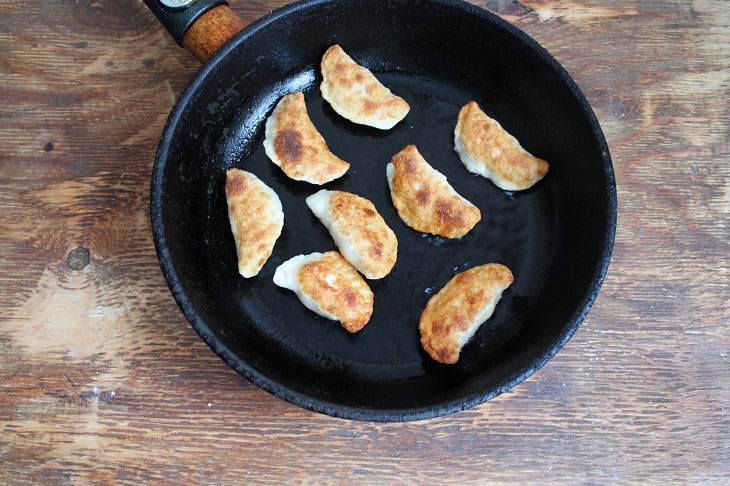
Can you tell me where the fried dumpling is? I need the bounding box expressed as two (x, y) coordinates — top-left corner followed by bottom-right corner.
(454, 101), (549, 190)
(387, 145), (481, 238)
(420, 263), (513, 364)
(263, 92), (350, 184)
(273, 251), (374, 333)
(225, 169), (284, 278)
(306, 190), (397, 279)
(320, 44), (410, 130)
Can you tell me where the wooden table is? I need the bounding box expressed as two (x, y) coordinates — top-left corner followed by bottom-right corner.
(1, 0), (728, 483)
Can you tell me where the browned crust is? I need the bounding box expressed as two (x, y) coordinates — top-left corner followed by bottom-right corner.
(320, 45), (410, 128)
(329, 191), (398, 279)
(225, 169), (282, 277)
(389, 145), (481, 238)
(419, 263), (514, 364)
(297, 251), (374, 332)
(456, 101), (549, 189)
(270, 92), (349, 184)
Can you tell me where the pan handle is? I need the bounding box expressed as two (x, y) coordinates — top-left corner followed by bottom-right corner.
(143, 0), (245, 62)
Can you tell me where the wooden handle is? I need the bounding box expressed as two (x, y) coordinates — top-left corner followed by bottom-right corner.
(182, 5), (245, 63)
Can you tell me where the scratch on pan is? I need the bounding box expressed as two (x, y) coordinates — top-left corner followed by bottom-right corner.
(240, 66), (256, 80)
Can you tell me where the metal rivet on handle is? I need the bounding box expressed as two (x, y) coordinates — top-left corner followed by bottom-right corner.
(66, 247), (91, 271)
(158, 0), (197, 9)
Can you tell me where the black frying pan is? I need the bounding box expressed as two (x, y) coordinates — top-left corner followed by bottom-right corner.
(147, 0), (616, 421)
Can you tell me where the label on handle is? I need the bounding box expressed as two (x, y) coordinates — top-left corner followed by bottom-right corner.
(159, 0), (197, 9)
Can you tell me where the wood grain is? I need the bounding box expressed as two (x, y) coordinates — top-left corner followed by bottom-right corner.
(1, 0), (728, 483)
(182, 5), (245, 62)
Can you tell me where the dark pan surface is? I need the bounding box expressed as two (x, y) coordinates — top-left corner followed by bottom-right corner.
(151, 0), (616, 421)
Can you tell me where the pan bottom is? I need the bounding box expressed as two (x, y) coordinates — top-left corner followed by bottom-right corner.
(198, 70), (557, 383)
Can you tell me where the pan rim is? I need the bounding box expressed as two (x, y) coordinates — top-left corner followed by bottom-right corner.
(150, 0), (617, 422)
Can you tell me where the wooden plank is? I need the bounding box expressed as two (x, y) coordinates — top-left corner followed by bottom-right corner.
(1, 0), (728, 483)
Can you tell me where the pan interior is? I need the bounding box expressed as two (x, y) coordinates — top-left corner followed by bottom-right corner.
(155, 0), (613, 419)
